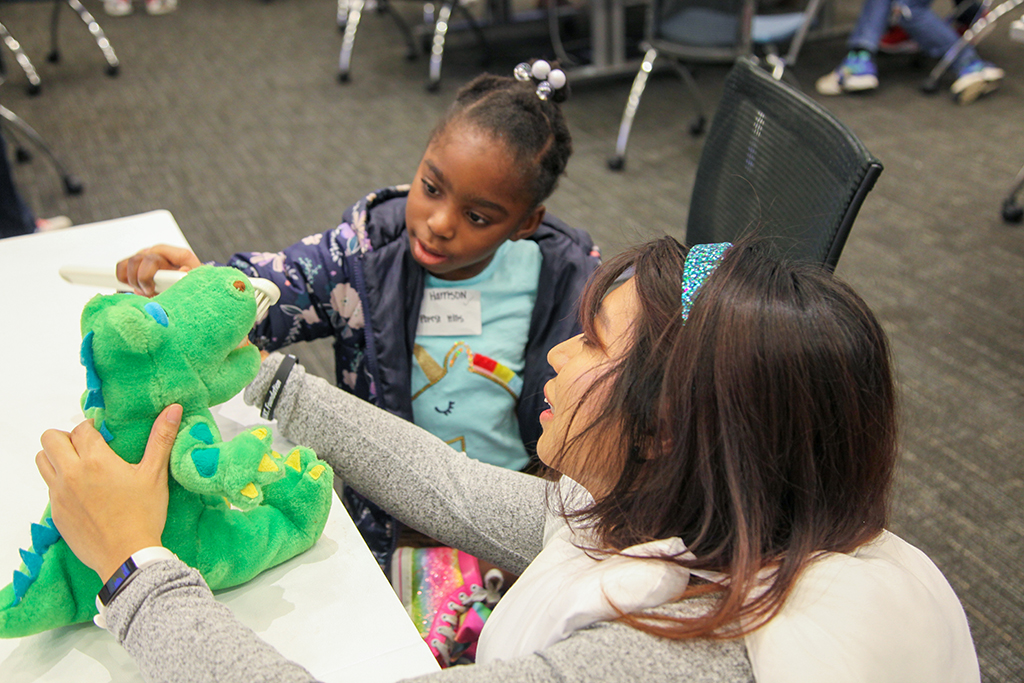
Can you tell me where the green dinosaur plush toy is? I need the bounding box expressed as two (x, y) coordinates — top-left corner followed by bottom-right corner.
(0, 265), (333, 638)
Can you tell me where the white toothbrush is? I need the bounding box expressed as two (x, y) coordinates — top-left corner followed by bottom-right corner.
(58, 265), (281, 324)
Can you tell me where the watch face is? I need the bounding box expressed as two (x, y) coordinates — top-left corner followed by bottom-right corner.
(99, 557), (138, 605)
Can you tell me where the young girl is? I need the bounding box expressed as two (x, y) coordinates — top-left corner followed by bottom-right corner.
(116, 63), (601, 572)
(41, 237), (978, 681)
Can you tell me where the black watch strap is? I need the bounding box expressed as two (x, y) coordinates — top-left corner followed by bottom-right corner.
(260, 354), (298, 421)
(98, 556), (139, 607)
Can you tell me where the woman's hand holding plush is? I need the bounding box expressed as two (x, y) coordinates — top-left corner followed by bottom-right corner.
(35, 404), (181, 582)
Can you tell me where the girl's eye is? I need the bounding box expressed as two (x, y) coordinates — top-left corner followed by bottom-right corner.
(422, 179), (440, 196)
(467, 211), (490, 226)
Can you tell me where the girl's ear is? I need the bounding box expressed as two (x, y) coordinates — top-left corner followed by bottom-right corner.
(510, 205), (545, 241)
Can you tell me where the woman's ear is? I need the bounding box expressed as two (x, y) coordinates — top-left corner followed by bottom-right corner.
(510, 205), (545, 241)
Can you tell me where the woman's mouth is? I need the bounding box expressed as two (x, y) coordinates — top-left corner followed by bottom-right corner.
(411, 236), (448, 266)
(540, 395), (554, 422)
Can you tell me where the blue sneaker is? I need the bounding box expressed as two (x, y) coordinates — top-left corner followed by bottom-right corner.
(951, 60), (1003, 105)
(815, 51), (879, 96)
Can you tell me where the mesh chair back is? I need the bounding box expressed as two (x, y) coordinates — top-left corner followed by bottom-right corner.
(686, 57), (882, 269)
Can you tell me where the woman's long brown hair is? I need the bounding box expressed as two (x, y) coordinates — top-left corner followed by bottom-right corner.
(551, 237), (898, 639)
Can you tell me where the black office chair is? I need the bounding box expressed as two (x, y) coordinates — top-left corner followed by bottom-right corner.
(686, 56), (882, 269)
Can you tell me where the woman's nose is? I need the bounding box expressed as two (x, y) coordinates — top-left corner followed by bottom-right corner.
(547, 336), (574, 372)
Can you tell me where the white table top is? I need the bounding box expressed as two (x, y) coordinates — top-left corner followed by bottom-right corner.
(0, 213), (439, 682)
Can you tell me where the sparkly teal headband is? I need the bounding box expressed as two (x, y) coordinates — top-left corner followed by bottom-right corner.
(680, 242), (731, 322)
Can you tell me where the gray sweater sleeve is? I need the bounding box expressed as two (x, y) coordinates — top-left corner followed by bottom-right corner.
(102, 353), (753, 682)
(107, 560), (753, 683)
(242, 353), (548, 575)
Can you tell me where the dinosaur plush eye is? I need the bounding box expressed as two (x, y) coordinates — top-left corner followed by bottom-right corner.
(233, 280), (246, 292)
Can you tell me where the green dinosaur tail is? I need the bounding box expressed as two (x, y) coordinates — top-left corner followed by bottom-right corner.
(0, 516), (101, 638)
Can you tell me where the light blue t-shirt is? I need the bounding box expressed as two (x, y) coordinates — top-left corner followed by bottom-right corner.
(411, 239), (542, 471)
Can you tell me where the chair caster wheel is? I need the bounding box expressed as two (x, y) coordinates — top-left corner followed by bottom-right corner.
(15, 147), (32, 163)
(27, 83), (41, 96)
(338, 71), (350, 83)
(689, 116), (706, 136)
(63, 175), (84, 196)
(607, 156), (625, 171)
(48, 50), (60, 64)
(426, 80), (441, 93)
(920, 79), (939, 94)
(1002, 199), (1023, 224)
(106, 64), (120, 77)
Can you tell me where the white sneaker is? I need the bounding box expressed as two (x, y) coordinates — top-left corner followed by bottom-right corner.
(104, 0), (133, 16)
(950, 61), (1004, 105)
(145, 0), (178, 15)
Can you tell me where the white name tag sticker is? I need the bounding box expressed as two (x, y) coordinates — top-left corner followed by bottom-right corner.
(418, 289), (482, 336)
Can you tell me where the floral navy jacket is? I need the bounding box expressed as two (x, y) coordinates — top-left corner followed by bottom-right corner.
(227, 185), (601, 566)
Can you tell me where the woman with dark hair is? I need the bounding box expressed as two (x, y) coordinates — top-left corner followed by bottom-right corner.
(37, 238), (978, 682)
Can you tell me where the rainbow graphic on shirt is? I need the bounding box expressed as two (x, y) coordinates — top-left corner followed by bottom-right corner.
(412, 342), (523, 399)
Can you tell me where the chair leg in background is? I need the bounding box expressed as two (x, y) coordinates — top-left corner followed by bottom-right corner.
(1002, 162), (1024, 224)
(48, 0), (61, 63)
(455, 1), (489, 66)
(66, 0), (120, 76)
(383, 0), (420, 61)
(0, 105), (83, 196)
(426, 0), (456, 91)
(426, 0), (489, 92)
(669, 60), (707, 136)
(608, 47), (658, 171)
(338, 0), (365, 82)
(338, 0), (349, 30)
(0, 22), (42, 96)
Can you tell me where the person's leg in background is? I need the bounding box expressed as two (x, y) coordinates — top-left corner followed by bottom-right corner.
(816, 0), (891, 95)
(817, 0), (1003, 103)
(848, 0), (895, 52)
(894, 0), (1004, 103)
(0, 133), (38, 239)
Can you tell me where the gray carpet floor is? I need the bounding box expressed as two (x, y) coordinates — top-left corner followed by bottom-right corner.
(0, 0), (1021, 679)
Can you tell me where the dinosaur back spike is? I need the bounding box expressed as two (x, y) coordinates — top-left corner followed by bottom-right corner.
(30, 522), (60, 554)
(19, 549), (43, 579)
(11, 571), (32, 605)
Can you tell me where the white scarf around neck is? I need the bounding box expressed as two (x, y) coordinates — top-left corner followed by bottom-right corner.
(476, 477), (979, 683)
